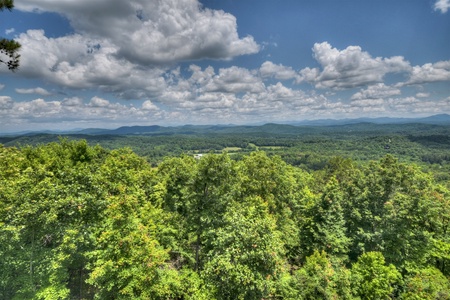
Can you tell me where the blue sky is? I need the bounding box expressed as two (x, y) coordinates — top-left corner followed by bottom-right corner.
(0, 0), (449, 133)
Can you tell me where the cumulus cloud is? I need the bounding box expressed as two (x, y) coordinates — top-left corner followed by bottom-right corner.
(89, 96), (110, 108)
(403, 60), (450, 86)
(0, 96), (14, 109)
(15, 98), (62, 118)
(298, 42), (411, 89)
(202, 66), (265, 94)
(15, 87), (52, 96)
(8, 0), (260, 102)
(15, 0), (259, 65)
(259, 61), (299, 81)
(142, 100), (159, 111)
(434, 0), (450, 13)
(0, 95), (169, 132)
(15, 29), (168, 98)
(351, 83), (401, 100)
(61, 97), (84, 107)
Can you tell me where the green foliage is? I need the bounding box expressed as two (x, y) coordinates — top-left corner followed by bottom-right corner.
(291, 250), (351, 300)
(300, 177), (351, 261)
(203, 195), (285, 299)
(236, 152), (305, 262)
(0, 140), (106, 298)
(401, 267), (450, 299)
(351, 251), (401, 300)
(336, 154), (447, 270)
(1, 139), (450, 298)
(86, 194), (169, 298)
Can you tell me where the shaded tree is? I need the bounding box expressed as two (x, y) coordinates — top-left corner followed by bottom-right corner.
(291, 250), (352, 300)
(300, 177), (351, 262)
(401, 267), (450, 299)
(202, 195), (285, 300)
(0, 0), (20, 71)
(351, 252), (401, 300)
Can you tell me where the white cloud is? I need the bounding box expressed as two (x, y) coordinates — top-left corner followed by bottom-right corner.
(142, 100), (159, 111)
(7, 0), (260, 103)
(0, 96), (14, 109)
(15, 87), (52, 96)
(61, 97), (84, 107)
(434, 0), (450, 13)
(89, 96), (111, 108)
(0, 84), (4, 90)
(13, 98), (62, 118)
(203, 66), (265, 94)
(403, 60), (450, 85)
(259, 61), (298, 81)
(351, 83), (401, 100)
(0, 96), (170, 132)
(14, 30), (168, 98)
(387, 97), (419, 106)
(5, 28), (15, 35)
(298, 42), (411, 89)
(266, 82), (296, 99)
(15, 0), (259, 65)
(350, 98), (385, 108)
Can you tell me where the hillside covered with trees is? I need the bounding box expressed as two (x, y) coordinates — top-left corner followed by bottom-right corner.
(1, 139), (450, 299)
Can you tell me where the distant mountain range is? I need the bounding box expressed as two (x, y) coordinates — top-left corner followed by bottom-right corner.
(2, 114), (450, 137)
(288, 114), (450, 126)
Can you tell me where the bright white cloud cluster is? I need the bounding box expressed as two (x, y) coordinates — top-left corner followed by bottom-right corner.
(404, 60), (450, 86)
(434, 0), (450, 13)
(3, 55), (450, 133)
(259, 61), (299, 81)
(12, 0), (259, 100)
(298, 42), (411, 89)
(4, 37), (450, 131)
(15, 0), (259, 65)
(351, 84), (401, 101)
(0, 95), (168, 131)
(16, 30), (168, 97)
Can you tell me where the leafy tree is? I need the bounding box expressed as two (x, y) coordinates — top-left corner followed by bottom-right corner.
(428, 184), (450, 276)
(0, 0), (20, 70)
(0, 141), (107, 298)
(401, 267), (450, 299)
(202, 195), (285, 300)
(188, 153), (236, 271)
(235, 152), (303, 261)
(351, 251), (402, 300)
(300, 177), (351, 261)
(86, 193), (170, 299)
(155, 153), (238, 273)
(341, 155), (444, 269)
(291, 250), (352, 300)
(155, 155), (198, 272)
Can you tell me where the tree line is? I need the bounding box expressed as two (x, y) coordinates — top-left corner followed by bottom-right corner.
(1, 139), (449, 299)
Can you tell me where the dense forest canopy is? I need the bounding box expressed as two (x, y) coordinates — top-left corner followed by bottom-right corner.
(1, 138), (450, 299)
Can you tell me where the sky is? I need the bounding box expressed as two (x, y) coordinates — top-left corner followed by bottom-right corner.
(0, 0), (450, 133)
